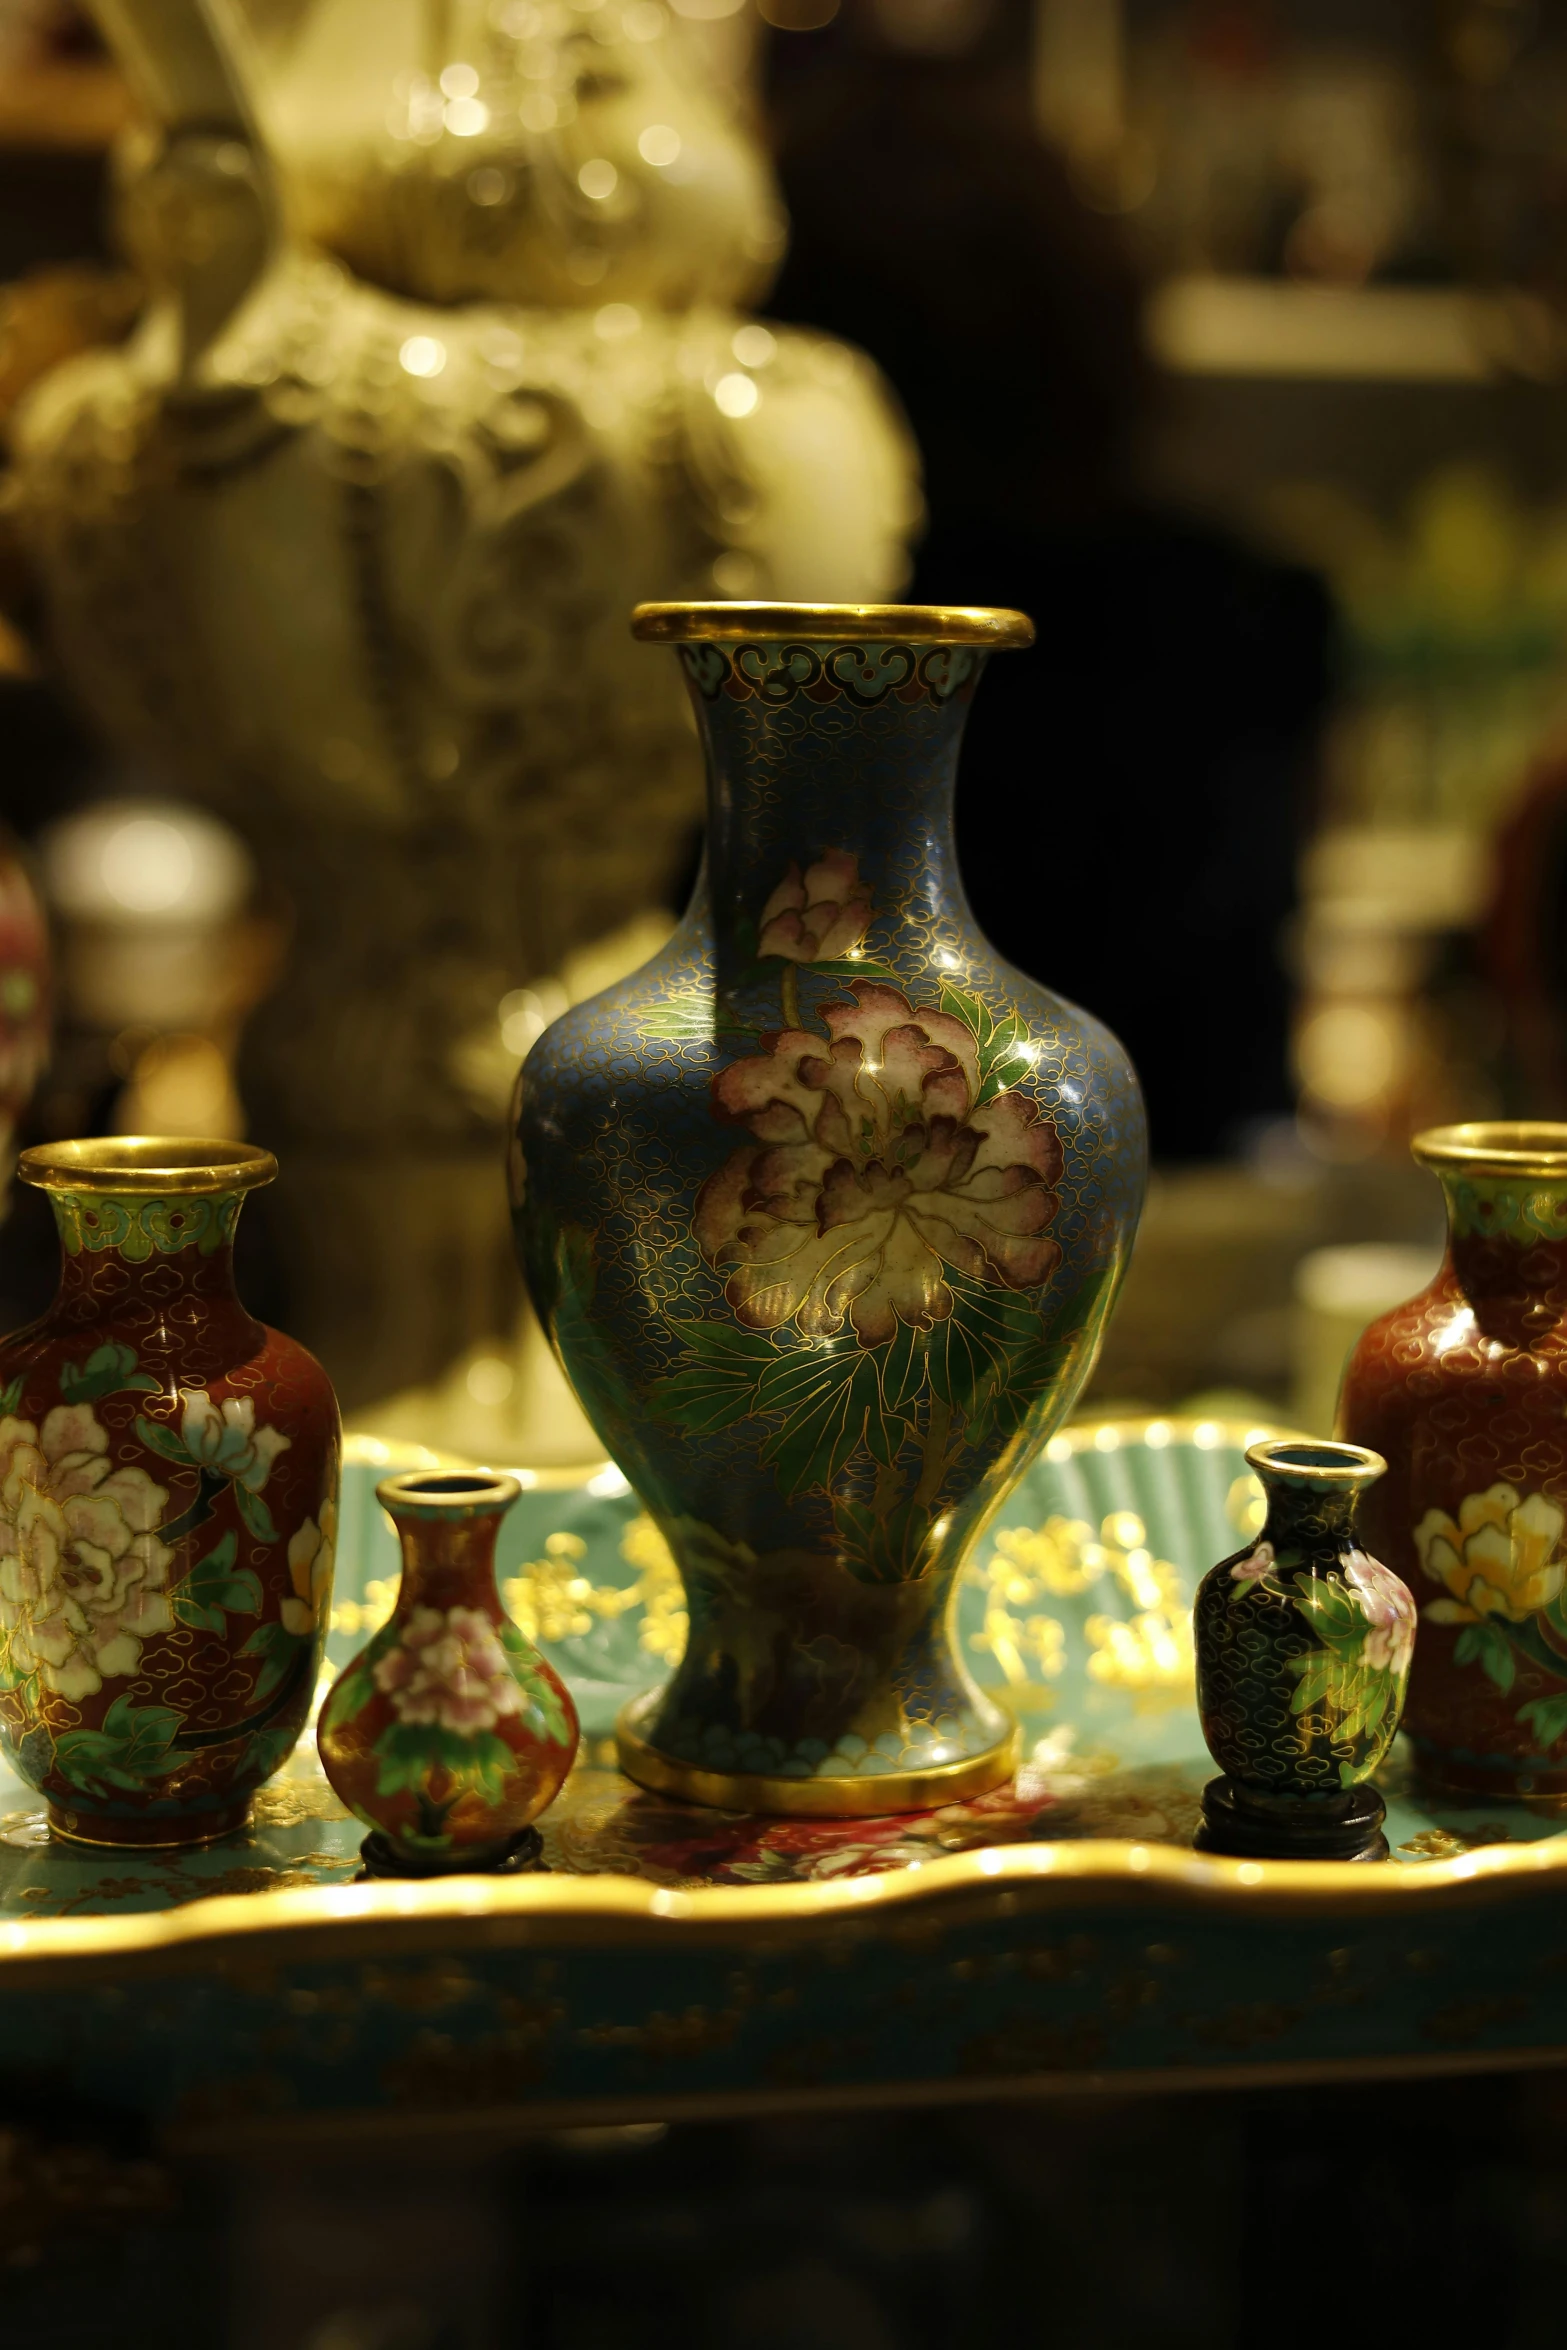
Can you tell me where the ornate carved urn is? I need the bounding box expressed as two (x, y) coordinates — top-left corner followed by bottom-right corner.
(10, 0), (917, 1419)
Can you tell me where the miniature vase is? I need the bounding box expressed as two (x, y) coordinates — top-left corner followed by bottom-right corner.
(1194, 1439), (1412, 1860)
(0, 1138), (340, 1847)
(512, 602), (1147, 1818)
(1340, 1122), (1567, 1799)
(318, 1470), (579, 1875)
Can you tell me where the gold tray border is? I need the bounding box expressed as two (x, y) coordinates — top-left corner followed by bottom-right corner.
(2, 1411), (1563, 1983)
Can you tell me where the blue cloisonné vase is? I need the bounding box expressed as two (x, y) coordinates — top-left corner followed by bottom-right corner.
(512, 603), (1147, 1816)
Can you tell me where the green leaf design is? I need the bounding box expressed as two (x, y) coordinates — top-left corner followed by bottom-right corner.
(0, 1375), (22, 1419)
(172, 1529), (264, 1632)
(1518, 1691), (1567, 1752)
(135, 1414), (193, 1467)
(54, 1695), (184, 1796)
(800, 956), (899, 981)
(498, 1622), (574, 1744)
(1454, 1620), (1518, 1694)
(240, 1617), (306, 1702)
(323, 1658), (379, 1727)
(59, 1343), (159, 1404)
(373, 1720), (516, 1806)
(642, 995), (760, 1046)
(235, 1483), (277, 1544)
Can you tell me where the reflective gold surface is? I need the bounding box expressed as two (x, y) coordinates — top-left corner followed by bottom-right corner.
(629, 602), (1036, 647)
(18, 1136), (278, 1195)
(1412, 1122), (1567, 1176)
(615, 1694), (1020, 1817)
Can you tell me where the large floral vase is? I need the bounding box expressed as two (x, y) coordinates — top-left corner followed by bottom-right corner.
(0, 1139), (341, 1846)
(512, 603), (1147, 1816)
(1341, 1123), (1567, 1800)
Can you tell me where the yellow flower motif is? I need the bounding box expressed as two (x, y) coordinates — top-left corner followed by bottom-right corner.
(1412, 1484), (1566, 1624)
(280, 1497), (337, 1637)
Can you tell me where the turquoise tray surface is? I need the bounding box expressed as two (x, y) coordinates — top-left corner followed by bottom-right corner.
(1, 1416), (1565, 2144)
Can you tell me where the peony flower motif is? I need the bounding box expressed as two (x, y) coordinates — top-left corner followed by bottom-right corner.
(280, 1498), (337, 1637)
(1344, 1548), (1416, 1677)
(180, 1389), (290, 1494)
(373, 1605), (523, 1735)
(1413, 1484), (1566, 1624)
(1230, 1540), (1276, 1584)
(0, 1405), (174, 1701)
(758, 850), (874, 964)
(695, 979), (1061, 1345)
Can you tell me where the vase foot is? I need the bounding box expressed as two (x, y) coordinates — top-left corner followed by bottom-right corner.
(1195, 1775), (1387, 1862)
(616, 1698), (1019, 1818)
(46, 1797), (253, 1850)
(356, 1826), (545, 1881)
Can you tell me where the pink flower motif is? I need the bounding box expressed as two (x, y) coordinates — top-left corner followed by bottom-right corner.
(758, 850), (874, 964)
(1346, 1548), (1416, 1678)
(373, 1605), (524, 1735)
(1230, 1540), (1276, 1583)
(694, 979), (1062, 1345)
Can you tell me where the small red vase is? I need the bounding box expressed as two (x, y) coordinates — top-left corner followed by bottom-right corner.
(0, 1137), (340, 1846)
(317, 1470), (579, 1876)
(1340, 1122), (1567, 1799)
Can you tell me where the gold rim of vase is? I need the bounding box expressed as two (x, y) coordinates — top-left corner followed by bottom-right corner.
(375, 1468), (523, 1517)
(616, 1694), (1021, 1818)
(1244, 1437), (1386, 1486)
(18, 1136), (277, 1196)
(629, 601), (1036, 649)
(1412, 1122), (1567, 1178)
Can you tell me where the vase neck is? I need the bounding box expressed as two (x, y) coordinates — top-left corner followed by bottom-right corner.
(1252, 1442), (1380, 1555)
(390, 1510), (507, 1617)
(1440, 1171), (1567, 1345)
(679, 639), (983, 986)
(48, 1186), (248, 1318)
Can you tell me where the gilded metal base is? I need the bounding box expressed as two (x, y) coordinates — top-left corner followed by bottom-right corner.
(616, 1697), (1020, 1818)
(46, 1798), (253, 1851)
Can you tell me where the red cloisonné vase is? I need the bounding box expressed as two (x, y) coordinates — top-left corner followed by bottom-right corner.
(0, 1138), (340, 1847)
(318, 1470), (579, 1876)
(1340, 1123), (1567, 1800)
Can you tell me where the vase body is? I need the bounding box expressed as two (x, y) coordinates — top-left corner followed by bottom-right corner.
(1340, 1123), (1567, 1799)
(512, 603), (1147, 1816)
(318, 1469), (579, 1873)
(0, 1139), (340, 1847)
(1194, 1438), (1412, 1860)
(13, 0), (918, 1424)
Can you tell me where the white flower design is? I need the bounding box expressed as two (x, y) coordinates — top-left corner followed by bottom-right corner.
(0, 1406), (174, 1701)
(180, 1389), (290, 1493)
(373, 1605), (523, 1735)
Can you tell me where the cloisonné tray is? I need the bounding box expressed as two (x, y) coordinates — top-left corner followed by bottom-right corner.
(1, 1417), (1566, 2145)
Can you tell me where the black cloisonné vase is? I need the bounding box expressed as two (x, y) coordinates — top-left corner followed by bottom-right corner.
(1194, 1438), (1414, 1862)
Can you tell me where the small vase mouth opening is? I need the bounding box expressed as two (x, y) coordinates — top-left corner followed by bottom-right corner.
(1413, 1122), (1567, 1178)
(1246, 1438), (1386, 1488)
(18, 1135), (276, 1196)
(376, 1468), (523, 1517)
(629, 601), (1035, 649)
